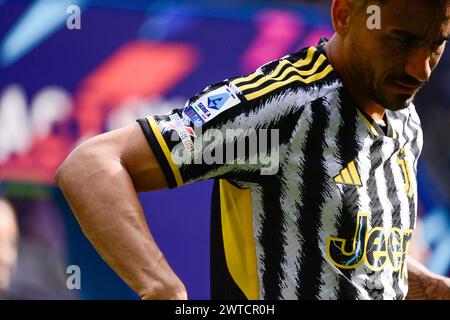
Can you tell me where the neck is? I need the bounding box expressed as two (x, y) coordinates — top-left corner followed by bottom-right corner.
(324, 34), (386, 122)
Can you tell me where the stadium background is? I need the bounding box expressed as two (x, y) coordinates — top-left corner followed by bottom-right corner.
(0, 0), (448, 299)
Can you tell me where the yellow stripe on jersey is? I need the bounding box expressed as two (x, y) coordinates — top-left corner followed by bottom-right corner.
(231, 47), (317, 87)
(237, 54), (327, 94)
(348, 161), (363, 186)
(231, 69), (265, 87)
(334, 174), (344, 184)
(230, 47), (334, 101)
(347, 161), (362, 186)
(341, 168), (353, 184)
(234, 47), (318, 91)
(404, 162), (413, 198)
(244, 64), (334, 101)
(357, 109), (379, 136)
(147, 116), (184, 187)
(219, 179), (259, 300)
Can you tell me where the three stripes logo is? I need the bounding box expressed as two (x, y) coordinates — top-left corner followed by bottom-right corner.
(231, 47), (334, 101)
(333, 161), (362, 186)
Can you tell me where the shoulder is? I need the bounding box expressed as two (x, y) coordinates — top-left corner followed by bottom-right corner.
(230, 46), (340, 104)
(390, 103), (423, 158)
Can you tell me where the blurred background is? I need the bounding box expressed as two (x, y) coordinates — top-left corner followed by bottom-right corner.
(0, 0), (448, 299)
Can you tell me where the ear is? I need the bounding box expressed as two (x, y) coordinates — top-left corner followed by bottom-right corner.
(331, 0), (353, 35)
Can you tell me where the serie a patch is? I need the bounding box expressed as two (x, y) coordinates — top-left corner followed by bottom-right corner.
(183, 84), (241, 127)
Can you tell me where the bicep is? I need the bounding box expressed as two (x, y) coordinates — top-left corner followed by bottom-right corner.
(93, 122), (169, 192)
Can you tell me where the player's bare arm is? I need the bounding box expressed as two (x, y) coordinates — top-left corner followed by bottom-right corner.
(406, 258), (450, 300)
(55, 123), (187, 299)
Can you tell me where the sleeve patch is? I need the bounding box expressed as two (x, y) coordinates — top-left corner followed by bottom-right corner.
(183, 84), (241, 127)
(159, 113), (196, 152)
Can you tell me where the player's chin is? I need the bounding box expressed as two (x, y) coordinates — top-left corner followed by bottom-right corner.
(387, 97), (414, 111)
(379, 90), (415, 111)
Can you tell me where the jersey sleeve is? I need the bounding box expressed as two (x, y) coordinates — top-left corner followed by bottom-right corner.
(137, 46), (330, 188)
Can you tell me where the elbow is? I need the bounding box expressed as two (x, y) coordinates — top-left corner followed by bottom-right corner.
(55, 142), (94, 190)
(54, 157), (68, 187)
(55, 137), (122, 193)
(55, 146), (82, 190)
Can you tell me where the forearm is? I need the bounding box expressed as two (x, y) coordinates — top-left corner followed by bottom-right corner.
(406, 258), (450, 300)
(56, 142), (186, 299)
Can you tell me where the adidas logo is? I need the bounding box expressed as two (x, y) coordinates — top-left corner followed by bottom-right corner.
(333, 161), (362, 186)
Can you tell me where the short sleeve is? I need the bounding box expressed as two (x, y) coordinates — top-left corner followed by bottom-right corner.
(137, 46), (331, 188)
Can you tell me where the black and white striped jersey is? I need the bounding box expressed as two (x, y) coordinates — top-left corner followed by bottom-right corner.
(137, 42), (423, 300)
